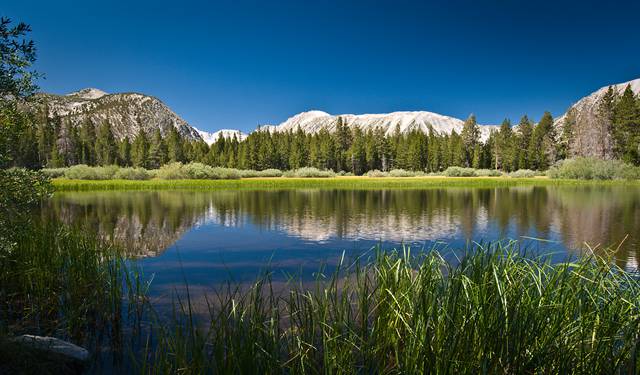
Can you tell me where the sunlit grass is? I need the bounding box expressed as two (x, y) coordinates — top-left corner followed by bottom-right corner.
(51, 176), (640, 191)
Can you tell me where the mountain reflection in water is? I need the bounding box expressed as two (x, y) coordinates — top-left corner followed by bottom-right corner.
(41, 187), (640, 275)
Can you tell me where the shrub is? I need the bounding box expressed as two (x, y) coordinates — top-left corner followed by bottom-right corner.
(367, 170), (388, 178)
(547, 158), (640, 180)
(240, 169), (283, 178)
(509, 169), (536, 178)
(443, 167), (477, 177)
(156, 163), (242, 180)
(211, 167), (242, 180)
(475, 169), (503, 177)
(336, 171), (354, 177)
(147, 169), (159, 179)
(64, 165), (118, 180)
(183, 162), (216, 179)
(284, 167), (336, 178)
(388, 169), (417, 177)
(156, 163), (188, 180)
(41, 168), (67, 178)
(113, 167), (151, 180)
(239, 169), (260, 178)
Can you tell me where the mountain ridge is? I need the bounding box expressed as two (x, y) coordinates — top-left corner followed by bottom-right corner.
(33, 76), (640, 150)
(259, 110), (499, 141)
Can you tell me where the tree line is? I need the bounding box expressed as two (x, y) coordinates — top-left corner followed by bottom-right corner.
(5, 87), (640, 174)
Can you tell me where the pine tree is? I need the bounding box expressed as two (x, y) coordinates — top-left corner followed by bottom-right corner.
(594, 86), (616, 159)
(529, 112), (556, 170)
(612, 85), (640, 164)
(15, 122), (39, 168)
(461, 114), (480, 167)
(131, 129), (149, 168)
(57, 121), (77, 166)
(333, 117), (352, 172)
(148, 129), (168, 168)
(348, 126), (366, 174)
(79, 120), (96, 165)
(36, 121), (53, 167)
(516, 116), (533, 169)
(94, 121), (118, 165)
(119, 137), (131, 166)
(48, 140), (64, 167)
(167, 127), (185, 163)
(495, 119), (514, 170)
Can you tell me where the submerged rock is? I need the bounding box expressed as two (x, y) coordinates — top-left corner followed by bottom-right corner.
(13, 335), (89, 362)
(0, 335), (89, 374)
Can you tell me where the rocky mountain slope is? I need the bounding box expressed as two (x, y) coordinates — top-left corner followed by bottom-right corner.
(555, 78), (640, 158)
(35, 77), (639, 153)
(32, 88), (203, 141)
(260, 110), (498, 141)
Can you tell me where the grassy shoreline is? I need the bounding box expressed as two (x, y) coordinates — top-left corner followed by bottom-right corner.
(52, 176), (640, 191)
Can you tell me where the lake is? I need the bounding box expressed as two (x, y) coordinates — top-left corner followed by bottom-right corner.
(40, 186), (640, 300)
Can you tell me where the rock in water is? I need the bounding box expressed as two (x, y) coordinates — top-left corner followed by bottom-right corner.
(14, 335), (89, 362)
(2, 335), (90, 374)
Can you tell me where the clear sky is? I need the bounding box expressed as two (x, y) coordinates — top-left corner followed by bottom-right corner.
(3, 0), (639, 132)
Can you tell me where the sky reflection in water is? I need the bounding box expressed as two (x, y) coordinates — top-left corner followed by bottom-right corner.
(42, 186), (640, 299)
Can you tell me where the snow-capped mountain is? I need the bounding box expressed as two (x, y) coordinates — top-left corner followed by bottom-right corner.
(554, 77), (640, 158)
(32, 88), (203, 141)
(196, 129), (247, 145)
(260, 110), (499, 141)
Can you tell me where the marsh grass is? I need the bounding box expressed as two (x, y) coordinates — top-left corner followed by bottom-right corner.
(2, 217), (640, 373)
(137, 243), (640, 374)
(0, 221), (151, 374)
(52, 176), (640, 191)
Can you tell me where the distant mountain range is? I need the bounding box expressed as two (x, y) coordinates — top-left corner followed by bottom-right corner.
(259, 110), (498, 141)
(31, 77), (640, 148)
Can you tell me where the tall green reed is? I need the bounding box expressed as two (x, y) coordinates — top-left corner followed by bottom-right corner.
(138, 243), (640, 374)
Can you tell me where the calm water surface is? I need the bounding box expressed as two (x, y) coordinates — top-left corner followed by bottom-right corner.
(41, 186), (640, 299)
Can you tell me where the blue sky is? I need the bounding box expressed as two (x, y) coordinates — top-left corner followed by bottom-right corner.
(3, 0), (639, 132)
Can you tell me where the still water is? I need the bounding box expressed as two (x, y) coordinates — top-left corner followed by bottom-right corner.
(41, 186), (640, 297)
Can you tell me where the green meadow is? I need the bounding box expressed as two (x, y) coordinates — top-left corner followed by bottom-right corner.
(51, 176), (640, 191)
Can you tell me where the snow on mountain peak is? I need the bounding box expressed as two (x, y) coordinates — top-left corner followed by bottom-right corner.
(197, 128), (247, 145)
(261, 110), (498, 141)
(66, 88), (108, 100)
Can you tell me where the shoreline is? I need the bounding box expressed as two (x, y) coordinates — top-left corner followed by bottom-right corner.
(51, 176), (640, 191)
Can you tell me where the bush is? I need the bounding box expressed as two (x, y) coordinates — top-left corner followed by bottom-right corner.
(113, 167), (151, 180)
(388, 169), (417, 177)
(367, 170), (388, 178)
(210, 167), (242, 180)
(64, 165), (118, 180)
(336, 171), (354, 177)
(183, 162), (216, 179)
(443, 167), (477, 177)
(239, 169), (260, 178)
(284, 167), (336, 178)
(475, 169), (503, 177)
(155, 163), (242, 180)
(155, 163), (188, 180)
(147, 169), (159, 179)
(40, 168), (67, 178)
(509, 169), (536, 178)
(240, 169), (283, 178)
(547, 158), (640, 180)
